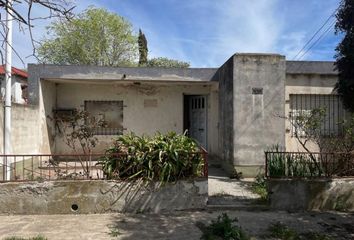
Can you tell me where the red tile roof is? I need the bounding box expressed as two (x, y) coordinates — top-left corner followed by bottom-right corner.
(0, 66), (28, 78)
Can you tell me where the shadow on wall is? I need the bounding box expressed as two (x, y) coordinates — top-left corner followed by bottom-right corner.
(0, 179), (207, 215)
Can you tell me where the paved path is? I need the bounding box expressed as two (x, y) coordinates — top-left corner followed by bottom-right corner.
(0, 210), (353, 239)
(208, 165), (260, 207)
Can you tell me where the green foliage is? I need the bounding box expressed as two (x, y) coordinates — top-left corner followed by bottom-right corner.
(98, 132), (204, 182)
(38, 7), (137, 66)
(335, 0), (354, 112)
(266, 222), (333, 240)
(267, 222), (299, 240)
(138, 29), (148, 65)
(146, 57), (190, 68)
(267, 145), (286, 177)
(4, 236), (47, 240)
(200, 213), (250, 240)
(251, 172), (268, 202)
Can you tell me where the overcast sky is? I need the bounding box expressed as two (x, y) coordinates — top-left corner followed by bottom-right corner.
(9, 0), (341, 68)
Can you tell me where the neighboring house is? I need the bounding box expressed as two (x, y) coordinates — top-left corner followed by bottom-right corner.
(25, 53), (341, 177)
(0, 66), (28, 104)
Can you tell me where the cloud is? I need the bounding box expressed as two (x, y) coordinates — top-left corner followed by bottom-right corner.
(2, 0), (342, 68)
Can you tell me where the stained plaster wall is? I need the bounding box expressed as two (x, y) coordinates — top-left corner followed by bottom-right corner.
(232, 54), (286, 175)
(0, 103), (41, 154)
(47, 82), (219, 155)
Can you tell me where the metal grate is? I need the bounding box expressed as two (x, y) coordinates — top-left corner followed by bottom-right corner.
(85, 100), (124, 135)
(289, 94), (347, 137)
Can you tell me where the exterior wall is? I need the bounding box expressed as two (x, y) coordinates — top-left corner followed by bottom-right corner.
(232, 54), (286, 176)
(0, 179), (207, 214)
(46, 82), (219, 155)
(269, 178), (354, 212)
(217, 56), (235, 170)
(0, 103), (41, 154)
(285, 74), (338, 152)
(0, 75), (26, 104)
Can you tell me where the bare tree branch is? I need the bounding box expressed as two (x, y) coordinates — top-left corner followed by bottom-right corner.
(0, 0), (75, 67)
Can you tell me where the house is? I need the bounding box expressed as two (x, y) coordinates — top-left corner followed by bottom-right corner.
(21, 53), (341, 177)
(0, 66), (28, 104)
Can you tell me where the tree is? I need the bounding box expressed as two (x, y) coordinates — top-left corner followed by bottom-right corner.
(38, 7), (137, 66)
(138, 29), (148, 66)
(0, 0), (74, 65)
(335, 0), (354, 112)
(146, 57), (190, 68)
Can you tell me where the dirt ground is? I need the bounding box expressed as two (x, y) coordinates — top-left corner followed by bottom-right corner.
(0, 210), (353, 240)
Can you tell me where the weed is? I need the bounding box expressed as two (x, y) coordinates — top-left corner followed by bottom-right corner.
(267, 222), (299, 240)
(4, 236), (47, 240)
(266, 222), (333, 240)
(251, 172), (268, 203)
(301, 232), (333, 240)
(199, 213), (250, 240)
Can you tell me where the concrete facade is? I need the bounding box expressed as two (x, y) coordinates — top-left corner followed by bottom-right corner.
(19, 53), (339, 176)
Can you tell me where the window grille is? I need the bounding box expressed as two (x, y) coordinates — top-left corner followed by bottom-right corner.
(289, 94), (347, 137)
(84, 100), (124, 135)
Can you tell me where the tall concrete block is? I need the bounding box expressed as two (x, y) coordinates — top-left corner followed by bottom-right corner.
(233, 54), (285, 176)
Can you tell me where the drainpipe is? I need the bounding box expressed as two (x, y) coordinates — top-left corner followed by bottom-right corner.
(4, 0), (13, 181)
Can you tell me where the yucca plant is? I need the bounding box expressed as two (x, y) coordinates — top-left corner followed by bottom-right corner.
(98, 132), (204, 183)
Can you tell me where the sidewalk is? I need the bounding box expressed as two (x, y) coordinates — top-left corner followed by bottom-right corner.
(0, 210), (353, 239)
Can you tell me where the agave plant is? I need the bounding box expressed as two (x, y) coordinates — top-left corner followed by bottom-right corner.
(97, 132), (204, 183)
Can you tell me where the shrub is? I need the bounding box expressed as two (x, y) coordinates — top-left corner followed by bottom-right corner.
(98, 132), (204, 182)
(200, 213), (250, 240)
(251, 172), (268, 202)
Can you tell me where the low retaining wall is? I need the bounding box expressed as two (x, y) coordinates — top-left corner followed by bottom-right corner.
(0, 179), (207, 214)
(268, 178), (354, 212)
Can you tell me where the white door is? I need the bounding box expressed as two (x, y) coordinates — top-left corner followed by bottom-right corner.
(189, 95), (207, 149)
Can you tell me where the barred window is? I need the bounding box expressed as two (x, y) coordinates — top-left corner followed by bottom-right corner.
(84, 100), (123, 135)
(289, 94), (347, 137)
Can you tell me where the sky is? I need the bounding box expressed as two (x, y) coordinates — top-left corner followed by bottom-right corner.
(6, 0), (342, 68)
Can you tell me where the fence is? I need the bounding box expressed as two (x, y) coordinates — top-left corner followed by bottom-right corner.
(265, 151), (354, 178)
(0, 150), (208, 182)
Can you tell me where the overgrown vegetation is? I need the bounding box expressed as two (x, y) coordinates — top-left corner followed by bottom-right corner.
(266, 222), (332, 240)
(268, 110), (354, 178)
(199, 213), (250, 240)
(98, 132), (204, 182)
(251, 172), (268, 203)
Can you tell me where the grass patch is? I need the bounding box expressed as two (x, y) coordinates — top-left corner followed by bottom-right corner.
(266, 222), (333, 240)
(198, 213), (250, 240)
(4, 236), (47, 240)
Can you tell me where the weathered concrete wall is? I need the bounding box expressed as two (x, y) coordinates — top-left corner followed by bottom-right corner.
(0, 103), (41, 154)
(49, 82), (219, 155)
(285, 74), (338, 152)
(269, 178), (354, 212)
(0, 179), (207, 214)
(232, 54), (286, 176)
(216, 56), (234, 171)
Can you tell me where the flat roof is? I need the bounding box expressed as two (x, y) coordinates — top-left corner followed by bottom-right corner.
(28, 59), (338, 83)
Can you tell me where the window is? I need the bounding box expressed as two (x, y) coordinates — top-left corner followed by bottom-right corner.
(84, 100), (123, 135)
(289, 94), (347, 137)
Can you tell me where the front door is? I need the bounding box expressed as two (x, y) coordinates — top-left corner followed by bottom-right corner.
(188, 95), (207, 149)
